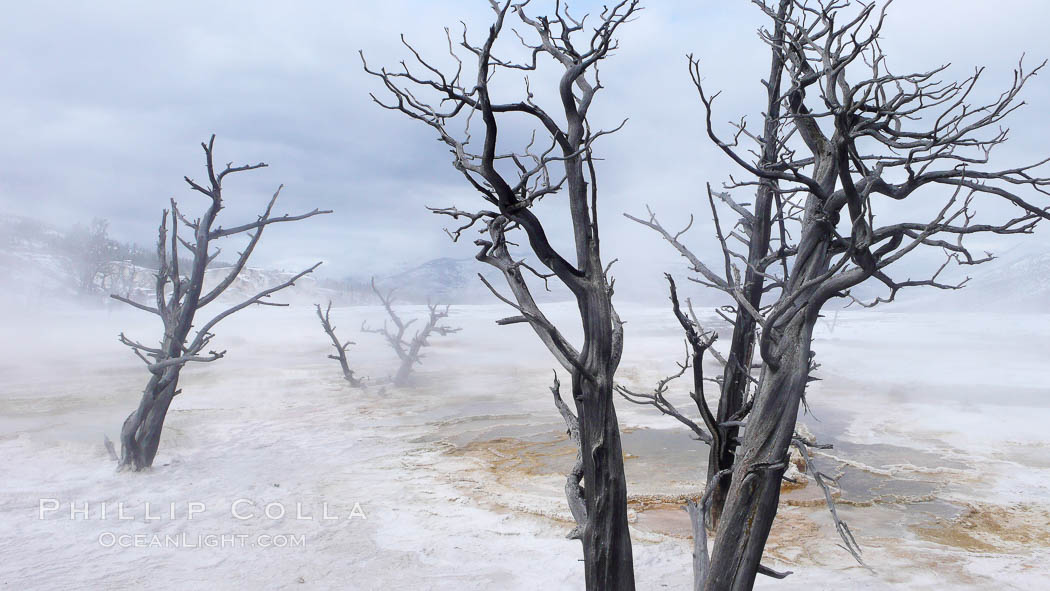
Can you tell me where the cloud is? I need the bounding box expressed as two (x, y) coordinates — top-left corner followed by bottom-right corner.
(0, 0), (1047, 299)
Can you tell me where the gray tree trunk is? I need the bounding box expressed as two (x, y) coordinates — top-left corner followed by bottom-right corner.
(575, 288), (633, 588)
(113, 136), (328, 471)
(362, 3), (641, 587)
(707, 8), (787, 520)
(704, 318), (813, 591)
(120, 369), (179, 470)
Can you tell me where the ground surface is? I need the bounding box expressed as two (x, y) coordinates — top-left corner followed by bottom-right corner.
(1, 300), (1049, 589)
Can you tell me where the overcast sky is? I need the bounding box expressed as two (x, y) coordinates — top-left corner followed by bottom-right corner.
(2, 0), (1048, 301)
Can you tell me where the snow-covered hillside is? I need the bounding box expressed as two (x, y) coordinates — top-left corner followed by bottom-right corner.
(375, 256), (572, 304)
(0, 216), (80, 301)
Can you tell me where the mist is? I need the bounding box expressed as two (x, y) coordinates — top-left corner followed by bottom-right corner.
(2, 2), (1050, 590)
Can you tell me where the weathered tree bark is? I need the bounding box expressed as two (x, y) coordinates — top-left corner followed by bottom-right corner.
(121, 371), (177, 469)
(114, 135), (329, 471)
(701, 106), (840, 590)
(703, 319), (812, 591)
(686, 500), (708, 591)
(574, 287), (633, 585)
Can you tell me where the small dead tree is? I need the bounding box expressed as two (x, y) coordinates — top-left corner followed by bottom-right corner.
(629, 1), (1050, 588)
(362, 278), (460, 386)
(316, 301), (365, 387)
(362, 1), (641, 588)
(112, 135), (330, 471)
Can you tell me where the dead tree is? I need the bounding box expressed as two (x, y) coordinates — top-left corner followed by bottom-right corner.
(624, 0), (792, 529)
(112, 135), (330, 471)
(616, 277), (792, 585)
(66, 218), (119, 294)
(362, 1), (641, 588)
(316, 301), (365, 387)
(629, 1), (1049, 588)
(362, 278), (460, 386)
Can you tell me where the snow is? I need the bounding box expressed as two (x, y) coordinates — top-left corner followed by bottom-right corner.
(1, 299), (1049, 589)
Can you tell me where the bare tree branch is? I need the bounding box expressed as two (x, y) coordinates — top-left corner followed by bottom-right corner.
(316, 301), (365, 387)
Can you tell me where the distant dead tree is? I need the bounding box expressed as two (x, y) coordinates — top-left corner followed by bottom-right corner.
(626, 1), (1050, 588)
(361, 278), (459, 386)
(112, 135), (330, 471)
(362, 1), (641, 588)
(100, 261), (153, 305)
(821, 309), (839, 334)
(316, 301), (365, 387)
(66, 217), (119, 294)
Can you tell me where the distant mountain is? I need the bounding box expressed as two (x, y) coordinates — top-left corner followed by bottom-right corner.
(0, 214), (576, 308)
(382, 257), (478, 303)
(363, 256), (572, 305)
(943, 247), (1050, 310)
(901, 240), (1050, 311)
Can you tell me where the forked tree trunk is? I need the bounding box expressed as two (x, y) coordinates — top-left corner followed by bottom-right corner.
(363, 281), (459, 387)
(708, 0), (788, 527)
(708, 297), (760, 526)
(703, 318), (814, 591)
(120, 369), (180, 470)
(703, 158), (836, 588)
(571, 286), (634, 589)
